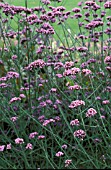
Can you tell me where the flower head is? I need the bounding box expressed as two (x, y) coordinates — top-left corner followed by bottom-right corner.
(70, 119), (79, 126)
(29, 132), (38, 139)
(38, 135), (45, 140)
(65, 159), (72, 167)
(74, 129), (86, 139)
(86, 108), (97, 117)
(15, 138), (24, 144)
(6, 143), (11, 150)
(26, 143), (33, 150)
(69, 100), (85, 108)
(0, 145), (5, 152)
(56, 151), (64, 157)
(9, 97), (21, 104)
(61, 144), (67, 149)
(10, 116), (18, 122)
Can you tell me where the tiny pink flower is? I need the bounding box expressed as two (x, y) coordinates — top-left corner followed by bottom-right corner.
(6, 143), (11, 150)
(26, 143), (33, 150)
(46, 99), (53, 105)
(74, 129), (86, 139)
(71, 67), (80, 74)
(12, 55), (17, 60)
(53, 104), (58, 109)
(61, 144), (67, 149)
(65, 159), (72, 167)
(6, 71), (19, 79)
(54, 116), (61, 121)
(29, 132), (38, 139)
(69, 100), (85, 108)
(85, 1), (95, 6)
(96, 96), (101, 100)
(102, 100), (110, 105)
(70, 119), (79, 126)
(72, 8), (81, 13)
(38, 135), (45, 140)
(64, 61), (74, 69)
(55, 99), (62, 105)
(0, 77), (7, 81)
(9, 97), (21, 104)
(68, 85), (81, 90)
(56, 74), (63, 78)
(100, 115), (105, 119)
(38, 115), (45, 122)
(25, 59), (45, 70)
(0, 145), (5, 152)
(82, 69), (92, 76)
(104, 56), (111, 64)
(39, 101), (47, 107)
(19, 94), (26, 98)
(86, 108), (97, 117)
(93, 138), (102, 143)
(0, 83), (8, 88)
(15, 138), (24, 144)
(43, 120), (50, 126)
(49, 119), (55, 123)
(50, 88), (57, 92)
(56, 151), (64, 157)
(39, 84), (43, 87)
(10, 116), (18, 122)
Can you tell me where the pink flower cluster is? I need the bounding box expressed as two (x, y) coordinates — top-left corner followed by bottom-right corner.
(29, 132), (38, 139)
(82, 69), (92, 76)
(61, 144), (67, 149)
(19, 94), (26, 98)
(64, 61), (74, 69)
(72, 8), (81, 13)
(55, 151), (64, 157)
(26, 143), (33, 150)
(77, 46), (88, 52)
(36, 23), (55, 34)
(11, 55), (18, 60)
(102, 100), (110, 105)
(70, 119), (79, 126)
(0, 83), (8, 88)
(104, 1), (111, 8)
(0, 144), (12, 151)
(85, 20), (103, 29)
(41, 0), (51, 5)
(63, 67), (80, 76)
(65, 159), (72, 167)
(10, 116), (18, 122)
(85, 1), (95, 6)
(38, 135), (45, 140)
(0, 145), (5, 152)
(43, 119), (55, 126)
(104, 56), (111, 64)
(69, 100), (85, 108)
(74, 129), (86, 139)
(68, 84), (81, 90)
(15, 138), (24, 144)
(25, 59), (46, 70)
(9, 97), (21, 104)
(6, 71), (19, 79)
(86, 108), (97, 117)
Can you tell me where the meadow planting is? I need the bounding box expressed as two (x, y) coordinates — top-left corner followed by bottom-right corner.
(0, 0), (111, 169)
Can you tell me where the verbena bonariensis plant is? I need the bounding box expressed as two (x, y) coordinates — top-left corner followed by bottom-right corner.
(0, 0), (111, 169)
